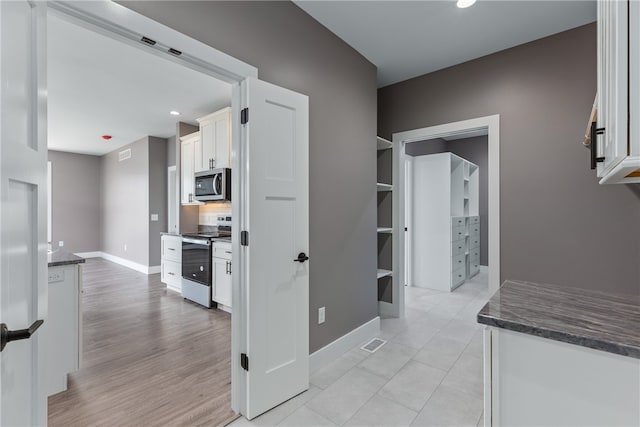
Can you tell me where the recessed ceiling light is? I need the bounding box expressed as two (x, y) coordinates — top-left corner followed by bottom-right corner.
(457, 0), (476, 8)
(169, 111), (181, 116)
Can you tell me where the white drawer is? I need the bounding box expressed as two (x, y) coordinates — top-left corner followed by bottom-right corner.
(451, 253), (465, 271)
(468, 235), (480, 250)
(452, 216), (465, 227)
(469, 247), (480, 262)
(451, 239), (466, 256)
(213, 241), (232, 260)
(469, 216), (480, 224)
(451, 226), (466, 241)
(451, 267), (466, 288)
(468, 223), (480, 236)
(162, 259), (182, 290)
(162, 235), (182, 262)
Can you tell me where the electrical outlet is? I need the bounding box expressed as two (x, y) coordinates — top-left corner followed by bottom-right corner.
(124, 243), (127, 252)
(58, 241), (64, 247)
(318, 307), (326, 324)
(48, 270), (64, 283)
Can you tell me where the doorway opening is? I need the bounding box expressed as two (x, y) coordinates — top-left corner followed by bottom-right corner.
(392, 115), (500, 317)
(46, 7), (239, 426)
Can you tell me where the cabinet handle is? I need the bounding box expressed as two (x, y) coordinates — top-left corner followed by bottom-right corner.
(228, 261), (232, 275)
(590, 122), (605, 169)
(168, 272), (175, 276)
(168, 248), (175, 251)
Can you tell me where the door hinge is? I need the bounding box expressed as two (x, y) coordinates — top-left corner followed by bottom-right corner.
(241, 108), (249, 124)
(241, 353), (249, 371)
(241, 230), (249, 246)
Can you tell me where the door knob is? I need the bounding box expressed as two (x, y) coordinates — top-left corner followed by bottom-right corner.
(294, 252), (309, 263)
(0, 319), (44, 352)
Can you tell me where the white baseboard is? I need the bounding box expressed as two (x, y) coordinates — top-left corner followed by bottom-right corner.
(74, 251), (102, 258)
(309, 316), (380, 373)
(79, 251), (160, 275)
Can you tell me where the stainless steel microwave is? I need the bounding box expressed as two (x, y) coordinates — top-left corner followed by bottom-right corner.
(194, 168), (231, 202)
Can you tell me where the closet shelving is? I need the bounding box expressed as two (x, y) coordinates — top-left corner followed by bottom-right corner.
(377, 136), (393, 316)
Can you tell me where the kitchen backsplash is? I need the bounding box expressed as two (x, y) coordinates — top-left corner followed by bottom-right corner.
(199, 202), (232, 225)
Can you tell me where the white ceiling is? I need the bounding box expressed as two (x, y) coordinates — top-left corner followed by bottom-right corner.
(48, 15), (231, 156)
(294, 0), (596, 87)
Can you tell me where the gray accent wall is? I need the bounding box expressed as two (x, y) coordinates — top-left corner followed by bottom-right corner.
(177, 122), (199, 234)
(407, 136), (489, 265)
(120, 0), (378, 352)
(379, 23), (640, 296)
(48, 150), (102, 253)
(101, 137), (151, 266)
(100, 136), (168, 267)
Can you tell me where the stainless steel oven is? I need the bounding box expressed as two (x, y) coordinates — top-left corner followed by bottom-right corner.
(181, 237), (212, 308)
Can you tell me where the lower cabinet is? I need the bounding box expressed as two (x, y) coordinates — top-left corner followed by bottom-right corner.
(212, 241), (232, 311)
(46, 263), (82, 396)
(161, 234), (182, 293)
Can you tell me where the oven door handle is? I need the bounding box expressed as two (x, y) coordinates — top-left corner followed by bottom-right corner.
(182, 238), (211, 246)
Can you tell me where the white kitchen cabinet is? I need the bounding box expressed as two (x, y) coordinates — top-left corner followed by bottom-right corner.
(484, 327), (640, 426)
(212, 240), (232, 311)
(595, 0), (640, 184)
(180, 131), (202, 205)
(46, 263), (82, 396)
(161, 234), (182, 293)
(197, 107), (231, 172)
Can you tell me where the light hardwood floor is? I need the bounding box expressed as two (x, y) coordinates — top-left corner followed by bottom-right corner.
(48, 257), (235, 426)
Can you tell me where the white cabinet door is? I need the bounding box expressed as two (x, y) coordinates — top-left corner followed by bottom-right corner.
(597, 0), (629, 177)
(213, 257), (231, 307)
(198, 107), (231, 171)
(180, 133), (201, 204)
(0, 1), (48, 424)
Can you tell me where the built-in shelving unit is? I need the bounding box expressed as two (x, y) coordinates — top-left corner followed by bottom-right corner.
(377, 136), (393, 316)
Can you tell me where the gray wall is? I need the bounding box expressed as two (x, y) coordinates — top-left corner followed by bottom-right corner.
(407, 136), (489, 265)
(379, 23), (640, 295)
(167, 135), (176, 167)
(121, 0), (378, 352)
(48, 150), (102, 253)
(148, 137), (168, 266)
(101, 137), (150, 266)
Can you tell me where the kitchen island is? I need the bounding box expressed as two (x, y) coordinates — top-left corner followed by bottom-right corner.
(477, 280), (640, 426)
(47, 250), (85, 396)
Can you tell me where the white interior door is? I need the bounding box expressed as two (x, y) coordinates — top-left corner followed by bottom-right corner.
(0, 1), (48, 425)
(241, 77), (309, 419)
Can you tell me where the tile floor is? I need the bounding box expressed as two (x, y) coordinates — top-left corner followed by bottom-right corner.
(231, 268), (489, 427)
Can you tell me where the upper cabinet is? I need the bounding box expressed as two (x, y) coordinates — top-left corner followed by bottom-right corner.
(197, 107), (232, 171)
(593, 0), (640, 184)
(180, 131), (202, 205)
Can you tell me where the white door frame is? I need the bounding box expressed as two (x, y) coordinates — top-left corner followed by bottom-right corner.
(392, 115), (500, 317)
(47, 0), (258, 414)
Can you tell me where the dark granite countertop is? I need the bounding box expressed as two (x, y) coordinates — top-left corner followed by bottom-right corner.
(48, 250), (85, 267)
(477, 280), (640, 359)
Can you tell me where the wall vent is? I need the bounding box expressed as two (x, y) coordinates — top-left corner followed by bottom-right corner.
(118, 148), (132, 162)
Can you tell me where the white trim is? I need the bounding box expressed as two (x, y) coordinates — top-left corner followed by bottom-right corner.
(73, 251), (102, 259)
(79, 252), (161, 275)
(48, 1), (257, 83)
(309, 317), (380, 373)
(393, 114), (501, 320)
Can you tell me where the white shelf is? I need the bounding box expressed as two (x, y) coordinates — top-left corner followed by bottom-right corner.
(377, 183), (393, 192)
(377, 227), (392, 234)
(377, 269), (392, 279)
(377, 136), (392, 150)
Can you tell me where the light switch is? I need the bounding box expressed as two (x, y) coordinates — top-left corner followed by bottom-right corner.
(151, 214), (159, 221)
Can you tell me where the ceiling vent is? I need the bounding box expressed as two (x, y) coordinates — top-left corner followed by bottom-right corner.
(118, 148), (132, 162)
